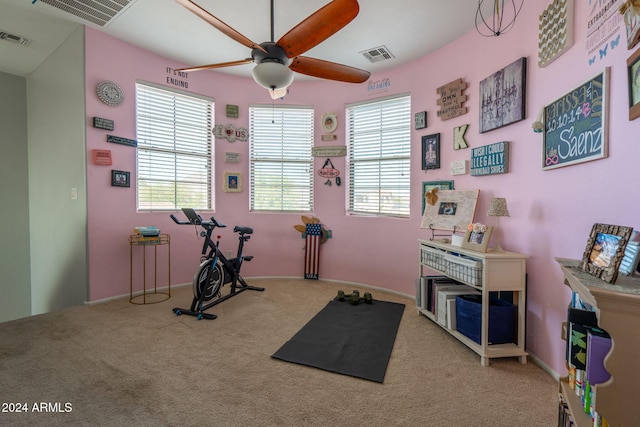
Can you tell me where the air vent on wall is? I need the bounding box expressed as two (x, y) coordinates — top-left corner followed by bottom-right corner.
(0, 30), (31, 46)
(360, 45), (395, 63)
(37, 0), (136, 27)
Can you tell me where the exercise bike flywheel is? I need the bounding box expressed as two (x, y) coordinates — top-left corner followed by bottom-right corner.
(193, 259), (225, 301)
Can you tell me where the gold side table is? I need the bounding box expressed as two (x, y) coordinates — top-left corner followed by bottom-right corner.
(129, 234), (171, 304)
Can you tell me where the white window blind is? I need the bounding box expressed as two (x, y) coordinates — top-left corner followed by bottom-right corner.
(249, 105), (314, 212)
(135, 82), (213, 211)
(347, 94), (411, 217)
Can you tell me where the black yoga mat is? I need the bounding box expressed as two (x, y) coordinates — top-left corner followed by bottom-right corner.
(271, 298), (405, 383)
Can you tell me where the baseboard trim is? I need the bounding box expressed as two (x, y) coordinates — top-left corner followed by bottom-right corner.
(85, 282), (190, 305)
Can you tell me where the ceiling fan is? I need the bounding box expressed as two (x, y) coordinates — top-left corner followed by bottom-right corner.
(176, 0), (371, 98)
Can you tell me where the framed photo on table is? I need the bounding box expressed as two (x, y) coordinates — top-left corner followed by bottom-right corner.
(421, 133), (440, 170)
(580, 223), (633, 284)
(462, 225), (493, 253)
(628, 48), (640, 120)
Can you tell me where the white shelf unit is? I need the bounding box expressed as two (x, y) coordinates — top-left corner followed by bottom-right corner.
(556, 258), (640, 427)
(418, 239), (528, 366)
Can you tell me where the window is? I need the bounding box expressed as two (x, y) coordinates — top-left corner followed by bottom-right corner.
(346, 94), (411, 217)
(135, 82), (213, 211)
(249, 105), (314, 212)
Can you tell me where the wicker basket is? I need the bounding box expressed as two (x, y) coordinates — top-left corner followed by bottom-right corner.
(421, 245), (483, 287)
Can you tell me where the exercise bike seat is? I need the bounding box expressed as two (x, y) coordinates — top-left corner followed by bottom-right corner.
(234, 225), (253, 235)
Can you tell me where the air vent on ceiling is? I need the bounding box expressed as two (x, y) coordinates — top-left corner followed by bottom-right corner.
(37, 0), (136, 27)
(360, 46), (395, 63)
(0, 30), (32, 46)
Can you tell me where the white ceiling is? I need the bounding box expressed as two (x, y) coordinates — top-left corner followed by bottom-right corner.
(0, 0), (481, 80)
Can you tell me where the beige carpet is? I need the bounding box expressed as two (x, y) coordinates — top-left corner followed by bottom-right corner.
(0, 278), (557, 426)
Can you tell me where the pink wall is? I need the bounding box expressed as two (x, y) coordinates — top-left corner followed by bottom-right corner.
(85, 1), (640, 375)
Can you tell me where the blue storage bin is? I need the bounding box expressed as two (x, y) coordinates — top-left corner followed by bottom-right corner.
(455, 294), (515, 345)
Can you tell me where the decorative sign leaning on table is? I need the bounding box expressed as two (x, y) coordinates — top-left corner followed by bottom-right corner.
(420, 189), (479, 232)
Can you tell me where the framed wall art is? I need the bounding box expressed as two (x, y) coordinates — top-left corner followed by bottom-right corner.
(538, 0), (574, 68)
(223, 172), (242, 193)
(415, 111), (427, 129)
(321, 113), (338, 133)
(580, 223), (634, 284)
(628, 48), (640, 120)
(543, 68), (609, 170)
(111, 170), (130, 187)
(421, 180), (454, 214)
(622, 4), (640, 49)
(420, 189), (479, 232)
(421, 133), (440, 170)
(479, 57), (527, 133)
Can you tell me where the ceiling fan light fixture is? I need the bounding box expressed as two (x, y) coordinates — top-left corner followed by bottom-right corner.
(252, 61), (294, 91)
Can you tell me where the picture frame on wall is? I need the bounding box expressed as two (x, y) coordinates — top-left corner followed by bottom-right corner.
(223, 172), (242, 193)
(421, 133), (440, 170)
(111, 170), (130, 187)
(627, 47), (640, 121)
(415, 111), (427, 129)
(421, 180), (454, 214)
(543, 68), (609, 170)
(623, 6), (640, 49)
(479, 57), (527, 133)
(580, 223), (634, 284)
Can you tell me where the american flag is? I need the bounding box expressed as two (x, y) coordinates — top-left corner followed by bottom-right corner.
(304, 223), (322, 280)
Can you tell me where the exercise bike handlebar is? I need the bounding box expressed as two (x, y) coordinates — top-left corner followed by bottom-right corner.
(170, 211), (226, 229)
(170, 214), (189, 225)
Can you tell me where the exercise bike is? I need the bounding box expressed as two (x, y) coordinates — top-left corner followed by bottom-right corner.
(170, 208), (264, 320)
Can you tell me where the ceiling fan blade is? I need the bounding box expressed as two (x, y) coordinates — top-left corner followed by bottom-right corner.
(289, 56), (370, 83)
(176, 0), (267, 53)
(277, 0), (360, 58)
(176, 58), (254, 73)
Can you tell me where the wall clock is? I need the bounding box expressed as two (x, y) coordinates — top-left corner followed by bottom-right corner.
(96, 81), (125, 106)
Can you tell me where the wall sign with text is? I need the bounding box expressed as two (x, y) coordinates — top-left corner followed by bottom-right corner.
(436, 78), (468, 120)
(543, 68), (609, 170)
(470, 141), (510, 176)
(212, 124), (249, 142)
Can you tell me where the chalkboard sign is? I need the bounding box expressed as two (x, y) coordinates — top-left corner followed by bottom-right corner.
(543, 68), (609, 170)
